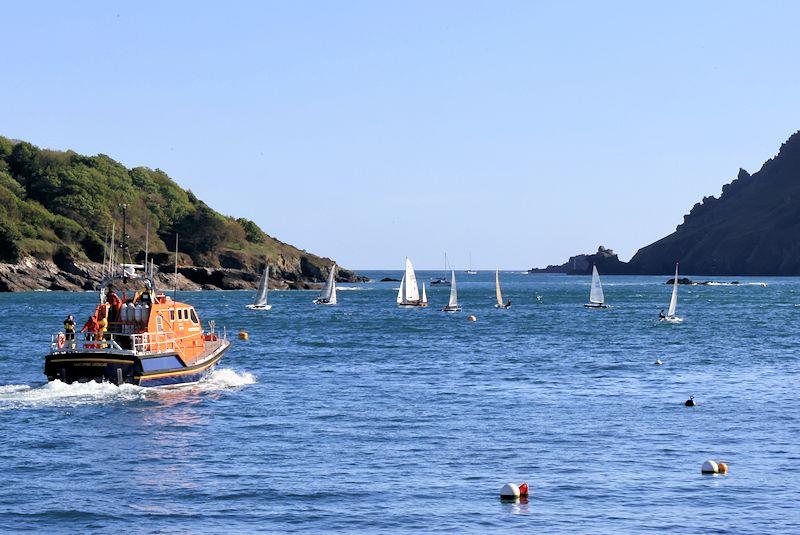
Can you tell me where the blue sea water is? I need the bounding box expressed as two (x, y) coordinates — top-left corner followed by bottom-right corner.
(1, 272), (799, 533)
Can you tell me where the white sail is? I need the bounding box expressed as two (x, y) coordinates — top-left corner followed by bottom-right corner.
(667, 263), (679, 317)
(421, 282), (427, 305)
(253, 264), (269, 307)
(319, 263), (337, 304)
(397, 273), (406, 304)
(448, 270), (458, 307)
(589, 265), (604, 304)
(328, 264), (337, 305)
(403, 257), (420, 303)
(495, 269), (503, 306)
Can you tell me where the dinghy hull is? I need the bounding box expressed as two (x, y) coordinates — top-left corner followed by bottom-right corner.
(246, 304), (272, 310)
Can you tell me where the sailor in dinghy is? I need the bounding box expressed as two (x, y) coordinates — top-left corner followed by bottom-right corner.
(494, 268), (510, 309)
(313, 263), (338, 305)
(441, 270), (462, 312)
(246, 260), (272, 310)
(397, 257), (428, 307)
(660, 262), (684, 323)
(584, 265), (609, 309)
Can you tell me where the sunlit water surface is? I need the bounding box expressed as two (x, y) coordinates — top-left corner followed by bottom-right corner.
(1, 272), (799, 533)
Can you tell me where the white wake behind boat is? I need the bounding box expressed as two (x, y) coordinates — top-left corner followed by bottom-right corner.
(246, 262), (272, 310)
(442, 270), (461, 312)
(494, 269), (510, 309)
(661, 263), (683, 323)
(584, 265), (609, 309)
(313, 263), (338, 305)
(398, 257), (427, 307)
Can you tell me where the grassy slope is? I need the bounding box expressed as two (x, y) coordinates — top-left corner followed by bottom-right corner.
(0, 136), (338, 279)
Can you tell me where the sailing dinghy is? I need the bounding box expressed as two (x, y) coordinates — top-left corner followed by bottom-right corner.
(246, 262), (272, 310)
(584, 265), (609, 308)
(313, 264), (338, 305)
(397, 258), (427, 307)
(442, 270), (462, 312)
(494, 269), (510, 309)
(660, 263), (683, 323)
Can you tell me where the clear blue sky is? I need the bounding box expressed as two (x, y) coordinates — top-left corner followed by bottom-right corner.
(3, 1), (799, 269)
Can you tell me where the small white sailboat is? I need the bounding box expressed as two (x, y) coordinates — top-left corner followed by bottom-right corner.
(313, 263), (338, 305)
(441, 270), (461, 312)
(398, 257), (427, 307)
(494, 269), (510, 309)
(660, 263), (683, 323)
(465, 252), (477, 275)
(584, 265), (608, 308)
(246, 262), (272, 310)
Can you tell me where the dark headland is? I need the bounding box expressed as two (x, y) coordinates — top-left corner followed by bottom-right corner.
(531, 131), (800, 276)
(0, 136), (364, 291)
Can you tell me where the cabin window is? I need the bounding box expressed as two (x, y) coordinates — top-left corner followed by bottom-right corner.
(190, 309), (199, 324)
(170, 310), (175, 321)
(156, 316), (164, 332)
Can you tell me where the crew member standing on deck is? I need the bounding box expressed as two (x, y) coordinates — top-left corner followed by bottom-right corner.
(81, 315), (99, 343)
(97, 306), (109, 348)
(63, 315), (76, 348)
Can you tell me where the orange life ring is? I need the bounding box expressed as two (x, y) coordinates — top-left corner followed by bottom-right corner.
(57, 332), (66, 349)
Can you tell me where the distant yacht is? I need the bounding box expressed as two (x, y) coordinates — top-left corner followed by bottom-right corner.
(660, 263), (683, 323)
(246, 261), (272, 310)
(313, 263), (337, 305)
(430, 252), (451, 286)
(584, 265), (608, 309)
(398, 257), (428, 307)
(465, 252), (477, 275)
(441, 270), (462, 312)
(494, 269), (510, 309)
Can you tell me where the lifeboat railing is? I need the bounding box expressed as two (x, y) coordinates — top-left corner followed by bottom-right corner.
(130, 332), (183, 356)
(50, 333), (126, 353)
(51, 329), (225, 357)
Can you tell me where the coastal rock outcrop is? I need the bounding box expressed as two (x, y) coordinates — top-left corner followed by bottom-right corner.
(529, 246), (633, 275)
(0, 256), (363, 292)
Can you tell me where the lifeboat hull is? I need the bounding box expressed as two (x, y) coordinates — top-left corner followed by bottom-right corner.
(44, 341), (229, 387)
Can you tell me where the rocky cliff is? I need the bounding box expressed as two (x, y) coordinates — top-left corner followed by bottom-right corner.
(628, 131), (800, 275)
(532, 131), (800, 276)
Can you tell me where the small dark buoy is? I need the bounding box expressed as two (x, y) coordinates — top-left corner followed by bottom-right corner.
(685, 396), (696, 407)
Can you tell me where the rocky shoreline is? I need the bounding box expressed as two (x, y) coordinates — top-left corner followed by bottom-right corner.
(0, 257), (366, 292)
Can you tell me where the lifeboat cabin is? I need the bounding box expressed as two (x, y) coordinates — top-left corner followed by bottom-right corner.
(45, 264), (230, 387)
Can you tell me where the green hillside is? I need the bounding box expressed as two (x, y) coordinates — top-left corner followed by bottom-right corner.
(0, 136), (339, 279)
